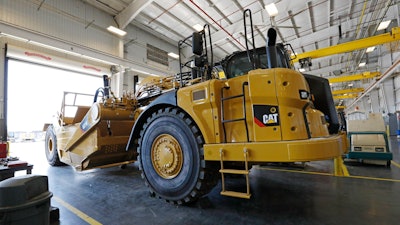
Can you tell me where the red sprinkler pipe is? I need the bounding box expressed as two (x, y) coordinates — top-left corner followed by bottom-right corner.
(189, 0), (245, 50)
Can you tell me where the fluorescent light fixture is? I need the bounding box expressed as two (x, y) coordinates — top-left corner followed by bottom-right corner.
(348, 83), (354, 87)
(107, 26), (127, 36)
(359, 62), (366, 67)
(265, 3), (279, 17)
(193, 24), (203, 32)
(377, 20), (391, 31)
(366, 46), (375, 53)
(168, 52), (179, 59)
(299, 68), (306, 72)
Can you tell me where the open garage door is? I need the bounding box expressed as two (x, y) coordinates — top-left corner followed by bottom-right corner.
(5, 44), (111, 143)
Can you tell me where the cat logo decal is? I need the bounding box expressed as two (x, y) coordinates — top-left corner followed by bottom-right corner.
(253, 105), (280, 127)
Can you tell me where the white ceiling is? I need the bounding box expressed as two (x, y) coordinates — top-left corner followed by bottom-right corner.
(84, 0), (399, 79)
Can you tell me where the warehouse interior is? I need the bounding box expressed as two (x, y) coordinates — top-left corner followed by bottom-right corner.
(0, 0), (400, 224)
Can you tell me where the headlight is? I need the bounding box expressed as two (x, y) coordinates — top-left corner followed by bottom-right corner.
(299, 90), (309, 99)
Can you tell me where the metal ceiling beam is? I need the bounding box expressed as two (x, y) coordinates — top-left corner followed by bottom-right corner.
(84, 0), (120, 15)
(307, 2), (316, 32)
(206, 0), (233, 24)
(188, 0), (244, 50)
(115, 0), (154, 29)
(138, 13), (186, 40)
(328, 71), (381, 83)
(347, 57), (400, 109)
(329, 0), (334, 27)
(288, 10), (300, 38)
(209, 9), (264, 47)
(151, 2), (195, 32)
(289, 8), (393, 55)
(180, 1), (218, 32)
(232, 0), (266, 45)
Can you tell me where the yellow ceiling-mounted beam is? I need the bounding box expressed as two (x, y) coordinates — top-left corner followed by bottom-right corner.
(292, 27), (400, 63)
(331, 88), (364, 95)
(333, 93), (358, 99)
(328, 71), (381, 83)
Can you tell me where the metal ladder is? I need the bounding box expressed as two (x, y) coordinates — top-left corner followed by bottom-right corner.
(219, 148), (251, 199)
(219, 82), (251, 199)
(220, 82), (249, 143)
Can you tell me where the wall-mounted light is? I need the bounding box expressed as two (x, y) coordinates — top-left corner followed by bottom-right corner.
(265, 3), (278, 17)
(107, 26), (127, 36)
(377, 20), (391, 31)
(168, 52), (179, 59)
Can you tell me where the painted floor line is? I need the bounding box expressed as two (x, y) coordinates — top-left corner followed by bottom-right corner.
(391, 160), (400, 169)
(53, 196), (103, 225)
(256, 166), (400, 182)
(347, 174), (400, 182)
(256, 166), (334, 176)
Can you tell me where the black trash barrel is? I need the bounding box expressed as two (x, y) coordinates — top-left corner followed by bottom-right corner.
(0, 175), (52, 225)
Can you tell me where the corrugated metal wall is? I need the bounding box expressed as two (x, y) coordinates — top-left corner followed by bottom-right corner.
(1, 0), (120, 56)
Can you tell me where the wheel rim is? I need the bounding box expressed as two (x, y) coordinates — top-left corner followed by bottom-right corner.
(151, 134), (183, 179)
(47, 138), (53, 153)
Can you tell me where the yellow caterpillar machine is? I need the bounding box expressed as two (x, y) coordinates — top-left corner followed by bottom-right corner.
(44, 75), (175, 170)
(45, 10), (347, 204)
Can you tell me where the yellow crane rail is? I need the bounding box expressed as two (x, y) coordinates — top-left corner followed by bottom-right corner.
(328, 72), (381, 83)
(333, 93), (358, 99)
(331, 88), (364, 95)
(292, 27), (400, 63)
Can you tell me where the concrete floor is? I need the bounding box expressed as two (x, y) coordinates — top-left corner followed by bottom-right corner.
(7, 137), (400, 225)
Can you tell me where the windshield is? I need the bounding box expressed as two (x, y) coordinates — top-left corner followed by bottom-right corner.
(223, 45), (291, 79)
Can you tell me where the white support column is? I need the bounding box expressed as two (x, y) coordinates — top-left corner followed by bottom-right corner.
(110, 68), (125, 98)
(0, 39), (6, 141)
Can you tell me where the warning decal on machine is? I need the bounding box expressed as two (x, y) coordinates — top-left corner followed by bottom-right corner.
(253, 105), (280, 127)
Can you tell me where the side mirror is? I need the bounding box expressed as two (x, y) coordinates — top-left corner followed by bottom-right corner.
(192, 32), (203, 55)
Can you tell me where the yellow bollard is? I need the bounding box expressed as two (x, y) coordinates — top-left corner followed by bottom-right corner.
(334, 156), (350, 176)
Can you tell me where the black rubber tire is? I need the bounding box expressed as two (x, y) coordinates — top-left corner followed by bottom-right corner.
(45, 125), (64, 166)
(138, 107), (218, 204)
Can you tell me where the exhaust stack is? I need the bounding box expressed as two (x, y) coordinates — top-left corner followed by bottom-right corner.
(266, 28), (278, 68)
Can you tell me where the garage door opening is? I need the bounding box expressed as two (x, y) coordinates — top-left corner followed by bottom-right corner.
(6, 59), (102, 169)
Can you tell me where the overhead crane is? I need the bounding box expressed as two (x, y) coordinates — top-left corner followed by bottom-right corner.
(333, 93), (359, 100)
(328, 72), (381, 83)
(290, 28), (398, 103)
(331, 88), (364, 95)
(332, 88), (364, 101)
(292, 27), (400, 64)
